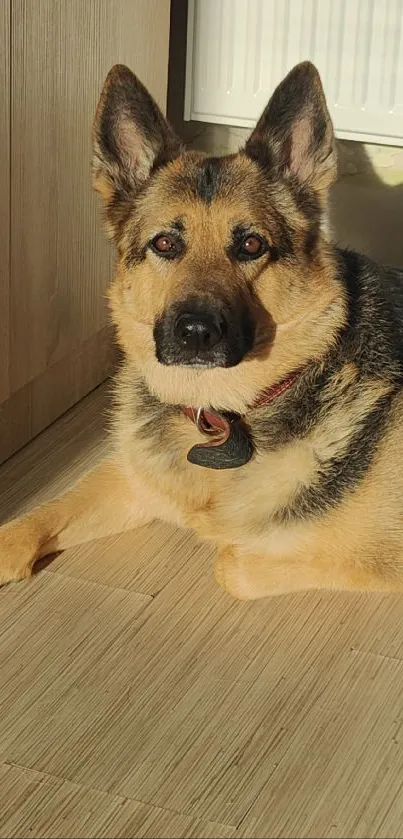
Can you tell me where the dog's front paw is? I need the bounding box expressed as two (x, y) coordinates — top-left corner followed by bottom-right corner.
(215, 549), (258, 600)
(0, 520), (38, 586)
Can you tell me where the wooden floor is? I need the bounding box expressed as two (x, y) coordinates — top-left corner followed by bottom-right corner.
(2, 385), (403, 839)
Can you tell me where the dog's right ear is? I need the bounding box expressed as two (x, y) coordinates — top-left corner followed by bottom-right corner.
(93, 65), (181, 238)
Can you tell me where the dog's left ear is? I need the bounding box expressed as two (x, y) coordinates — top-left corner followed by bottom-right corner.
(93, 64), (181, 238)
(245, 62), (336, 194)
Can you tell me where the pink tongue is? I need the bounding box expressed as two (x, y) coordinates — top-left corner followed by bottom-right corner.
(197, 409), (230, 439)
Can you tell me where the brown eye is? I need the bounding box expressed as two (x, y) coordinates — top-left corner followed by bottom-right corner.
(150, 233), (182, 260)
(153, 235), (174, 252)
(236, 233), (267, 261)
(240, 235), (264, 256)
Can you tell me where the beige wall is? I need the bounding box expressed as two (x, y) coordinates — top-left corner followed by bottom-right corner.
(331, 142), (403, 269)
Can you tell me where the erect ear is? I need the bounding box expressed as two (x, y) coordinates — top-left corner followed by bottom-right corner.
(93, 64), (181, 237)
(245, 62), (336, 195)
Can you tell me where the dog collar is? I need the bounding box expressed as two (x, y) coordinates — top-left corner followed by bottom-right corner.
(182, 369), (301, 470)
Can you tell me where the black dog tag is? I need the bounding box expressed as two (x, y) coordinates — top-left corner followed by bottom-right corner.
(187, 412), (254, 470)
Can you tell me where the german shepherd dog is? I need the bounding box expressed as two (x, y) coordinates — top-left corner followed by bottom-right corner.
(2, 62), (403, 600)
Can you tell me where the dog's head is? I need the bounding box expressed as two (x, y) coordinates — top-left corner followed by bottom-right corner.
(93, 62), (346, 411)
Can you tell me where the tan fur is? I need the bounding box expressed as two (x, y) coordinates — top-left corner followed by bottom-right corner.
(2, 63), (403, 600)
(3, 388), (403, 597)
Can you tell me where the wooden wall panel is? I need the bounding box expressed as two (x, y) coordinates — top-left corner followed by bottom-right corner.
(1, 0), (170, 463)
(10, 0), (170, 391)
(0, 0), (10, 404)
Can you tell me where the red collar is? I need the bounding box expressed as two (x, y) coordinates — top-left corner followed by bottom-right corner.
(250, 369), (302, 410)
(182, 369), (301, 440)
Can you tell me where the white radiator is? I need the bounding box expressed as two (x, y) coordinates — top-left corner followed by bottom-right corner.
(185, 0), (403, 146)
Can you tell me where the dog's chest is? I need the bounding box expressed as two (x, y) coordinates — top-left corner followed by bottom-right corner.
(122, 410), (318, 541)
(189, 438), (318, 542)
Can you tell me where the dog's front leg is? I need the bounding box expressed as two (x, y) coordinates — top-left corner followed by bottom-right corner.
(0, 459), (152, 585)
(215, 547), (325, 600)
(215, 543), (346, 599)
(214, 543), (403, 599)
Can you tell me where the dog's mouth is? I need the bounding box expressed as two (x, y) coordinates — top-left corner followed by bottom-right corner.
(153, 297), (257, 369)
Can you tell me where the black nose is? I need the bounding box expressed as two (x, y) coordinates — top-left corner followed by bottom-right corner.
(174, 312), (223, 354)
